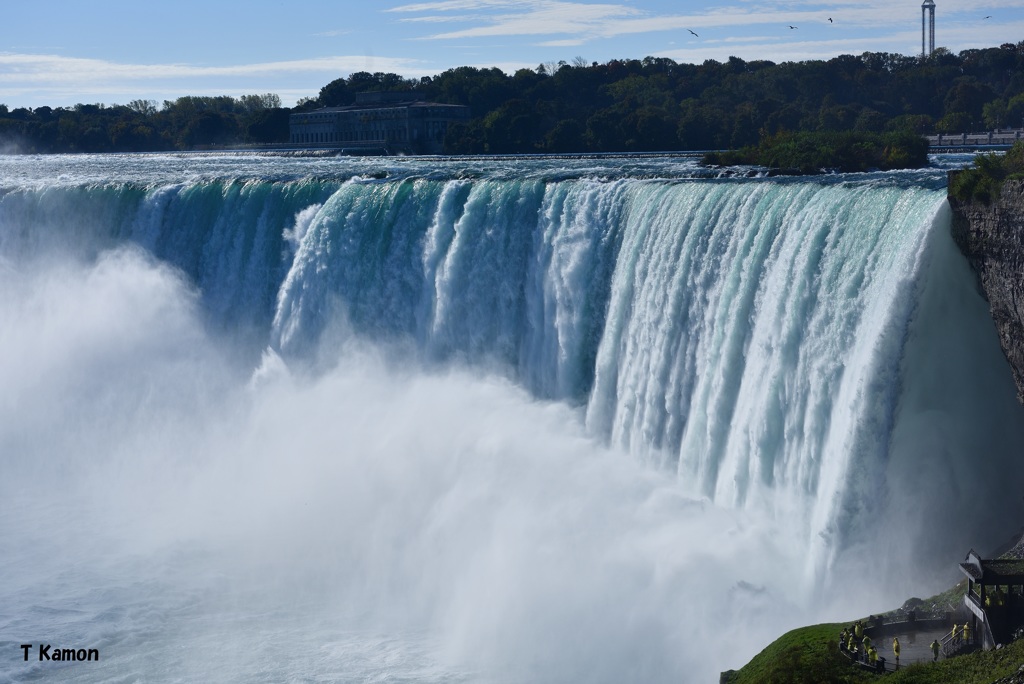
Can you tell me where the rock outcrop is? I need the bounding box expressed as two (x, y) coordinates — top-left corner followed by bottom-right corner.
(950, 176), (1024, 403)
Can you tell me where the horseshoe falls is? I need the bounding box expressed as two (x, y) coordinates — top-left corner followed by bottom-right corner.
(2, 154), (1023, 683)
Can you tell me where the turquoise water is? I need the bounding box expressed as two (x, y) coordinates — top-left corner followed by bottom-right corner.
(0, 152), (1020, 682)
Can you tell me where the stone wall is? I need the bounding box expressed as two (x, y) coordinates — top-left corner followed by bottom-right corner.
(950, 177), (1024, 403)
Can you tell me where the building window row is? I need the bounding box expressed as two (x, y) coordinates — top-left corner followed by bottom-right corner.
(292, 128), (412, 144)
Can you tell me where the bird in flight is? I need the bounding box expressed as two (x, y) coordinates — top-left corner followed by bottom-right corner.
(688, 29), (699, 37)
(788, 25), (798, 29)
(828, 17), (833, 23)
(984, 15), (992, 19)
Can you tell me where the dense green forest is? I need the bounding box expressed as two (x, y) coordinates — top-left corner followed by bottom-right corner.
(3, 43), (1024, 154)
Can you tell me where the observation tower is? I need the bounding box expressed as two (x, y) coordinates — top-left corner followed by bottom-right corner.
(922, 0), (935, 57)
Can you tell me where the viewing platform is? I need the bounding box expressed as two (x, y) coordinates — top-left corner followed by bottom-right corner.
(840, 612), (960, 673)
(837, 548), (1024, 677)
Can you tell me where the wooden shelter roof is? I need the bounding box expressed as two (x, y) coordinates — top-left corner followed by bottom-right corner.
(960, 550), (1024, 584)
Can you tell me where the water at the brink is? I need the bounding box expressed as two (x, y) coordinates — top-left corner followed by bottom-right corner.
(1, 152), (1022, 683)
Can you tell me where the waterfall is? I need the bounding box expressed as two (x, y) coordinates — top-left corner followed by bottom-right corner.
(3, 158), (1024, 682)
(266, 175), (1024, 576)
(3, 172), (1023, 577)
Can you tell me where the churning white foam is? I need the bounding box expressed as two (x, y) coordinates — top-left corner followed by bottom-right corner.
(5, 162), (1024, 683)
(0, 247), (861, 684)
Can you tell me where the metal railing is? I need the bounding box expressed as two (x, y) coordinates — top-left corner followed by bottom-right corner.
(925, 130), (1024, 148)
(838, 641), (891, 673)
(940, 630), (964, 657)
(875, 610), (949, 626)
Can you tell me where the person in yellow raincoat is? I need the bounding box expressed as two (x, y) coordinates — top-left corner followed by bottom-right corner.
(893, 636), (901, 662)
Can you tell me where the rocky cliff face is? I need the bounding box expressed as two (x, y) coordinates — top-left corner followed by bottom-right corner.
(950, 177), (1024, 403)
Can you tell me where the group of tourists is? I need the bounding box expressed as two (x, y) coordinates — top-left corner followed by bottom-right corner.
(948, 621), (973, 649)
(840, 618), (974, 672)
(838, 620), (892, 673)
(985, 587), (1008, 608)
(929, 621), (973, 661)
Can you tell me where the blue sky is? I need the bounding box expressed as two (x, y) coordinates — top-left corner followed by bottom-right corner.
(2, 0), (1023, 109)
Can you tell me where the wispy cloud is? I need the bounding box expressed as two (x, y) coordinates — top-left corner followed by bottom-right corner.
(397, 14), (481, 23)
(0, 53), (439, 107)
(0, 53), (429, 84)
(385, 0), (1024, 45)
(536, 39), (588, 47)
(387, 0), (531, 11)
(392, 1), (645, 41)
(651, 19), (1024, 65)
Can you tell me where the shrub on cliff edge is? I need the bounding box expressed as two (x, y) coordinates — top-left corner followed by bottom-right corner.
(950, 140), (1024, 205)
(702, 130), (929, 174)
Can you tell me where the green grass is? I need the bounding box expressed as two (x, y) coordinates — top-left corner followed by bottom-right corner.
(721, 623), (876, 684)
(724, 621), (1024, 684)
(887, 640), (1024, 683)
(724, 579), (1024, 684)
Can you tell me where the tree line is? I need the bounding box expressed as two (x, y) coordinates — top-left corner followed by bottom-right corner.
(3, 43), (1024, 155)
(0, 94), (288, 153)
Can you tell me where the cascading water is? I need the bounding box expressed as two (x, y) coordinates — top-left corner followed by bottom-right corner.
(1, 153), (1022, 683)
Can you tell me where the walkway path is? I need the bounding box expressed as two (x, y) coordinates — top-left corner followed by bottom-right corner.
(883, 626), (951, 665)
